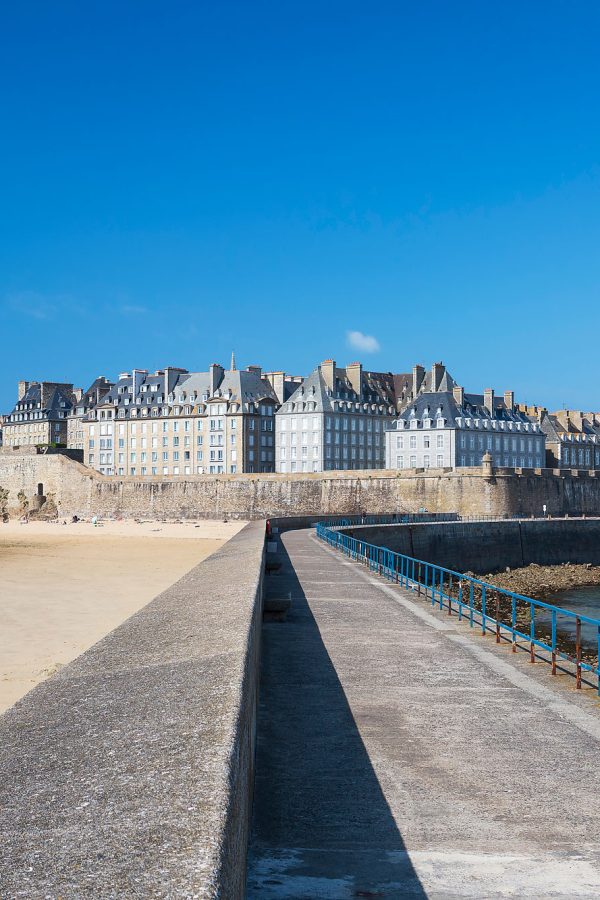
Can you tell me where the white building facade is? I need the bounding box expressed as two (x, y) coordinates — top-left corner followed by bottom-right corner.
(386, 387), (546, 471)
(276, 360), (397, 473)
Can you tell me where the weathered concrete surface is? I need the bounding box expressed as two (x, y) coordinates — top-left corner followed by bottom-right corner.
(0, 522), (265, 899)
(3, 452), (600, 520)
(247, 529), (600, 898)
(346, 517), (600, 573)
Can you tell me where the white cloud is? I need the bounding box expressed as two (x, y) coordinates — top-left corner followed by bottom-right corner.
(346, 330), (381, 354)
(6, 291), (56, 320)
(120, 304), (148, 316)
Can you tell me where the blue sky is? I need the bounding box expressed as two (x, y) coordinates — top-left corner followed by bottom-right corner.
(1, 1), (600, 412)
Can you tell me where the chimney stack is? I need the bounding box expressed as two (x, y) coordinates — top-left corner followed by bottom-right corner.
(164, 367), (179, 395)
(265, 372), (286, 405)
(412, 364), (425, 398)
(571, 410), (584, 431)
(346, 362), (363, 399)
(41, 382), (52, 407)
(453, 386), (465, 406)
(18, 380), (30, 401)
(321, 359), (336, 391)
(246, 365), (262, 377)
(209, 363), (224, 396)
(431, 362), (445, 392)
(484, 388), (495, 415)
(504, 390), (515, 411)
(131, 369), (148, 399)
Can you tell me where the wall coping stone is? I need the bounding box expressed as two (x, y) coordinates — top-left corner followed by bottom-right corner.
(0, 520), (266, 898)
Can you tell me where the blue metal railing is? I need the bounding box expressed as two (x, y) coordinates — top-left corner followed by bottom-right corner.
(316, 512), (578, 529)
(318, 513), (460, 528)
(315, 522), (600, 694)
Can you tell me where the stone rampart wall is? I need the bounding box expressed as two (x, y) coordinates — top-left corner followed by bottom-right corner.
(345, 519), (600, 573)
(2, 453), (600, 519)
(0, 521), (266, 899)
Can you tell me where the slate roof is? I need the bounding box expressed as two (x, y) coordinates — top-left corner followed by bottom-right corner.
(388, 391), (533, 430)
(539, 411), (600, 443)
(73, 377), (114, 415)
(93, 366), (278, 419)
(7, 383), (74, 420)
(176, 369), (279, 409)
(280, 364), (397, 414)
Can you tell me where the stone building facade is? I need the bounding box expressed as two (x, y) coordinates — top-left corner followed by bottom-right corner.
(386, 386), (546, 471)
(521, 406), (600, 470)
(67, 377), (114, 451)
(3, 381), (76, 448)
(275, 359), (397, 473)
(82, 362), (300, 477)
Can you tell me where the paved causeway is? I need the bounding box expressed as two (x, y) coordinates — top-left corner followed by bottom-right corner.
(247, 528), (600, 899)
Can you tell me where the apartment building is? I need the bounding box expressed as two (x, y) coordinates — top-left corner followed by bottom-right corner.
(67, 377), (114, 451)
(386, 386), (546, 471)
(275, 359), (397, 473)
(83, 361), (299, 476)
(3, 381), (75, 448)
(522, 406), (600, 470)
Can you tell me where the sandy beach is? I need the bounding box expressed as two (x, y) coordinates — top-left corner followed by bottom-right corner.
(0, 518), (246, 714)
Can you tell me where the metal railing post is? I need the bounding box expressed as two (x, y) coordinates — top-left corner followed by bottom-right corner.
(576, 617), (582, 688)
(469, 581), (474, 628)
(481, 584), (487, 636)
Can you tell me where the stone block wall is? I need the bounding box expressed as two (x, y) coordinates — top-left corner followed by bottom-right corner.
(345, 519), (600, 573)
(2, 453), (600, 519)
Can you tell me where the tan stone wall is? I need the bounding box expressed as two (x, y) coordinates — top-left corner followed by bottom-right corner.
(1, 453), (600, 519)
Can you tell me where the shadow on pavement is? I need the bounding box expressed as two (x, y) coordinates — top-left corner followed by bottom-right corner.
(247, 531), (426, 899)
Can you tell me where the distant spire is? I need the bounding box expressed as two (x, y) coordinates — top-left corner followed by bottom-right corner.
(230, 350), (237, 371)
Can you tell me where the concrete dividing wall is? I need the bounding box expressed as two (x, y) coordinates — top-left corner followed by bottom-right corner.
(0, 521), (266, 899)
(345, 519), (600, 573)
(3, 452), (600, 519)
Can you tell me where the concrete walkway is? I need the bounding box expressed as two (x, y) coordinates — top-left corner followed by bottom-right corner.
(247, 528), (600, 899)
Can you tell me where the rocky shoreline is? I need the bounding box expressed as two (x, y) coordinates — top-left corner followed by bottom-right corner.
(475, 563), (600, 600)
